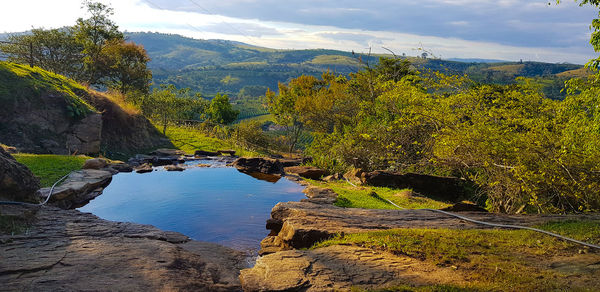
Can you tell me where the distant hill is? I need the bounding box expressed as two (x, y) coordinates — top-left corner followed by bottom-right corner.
(125, 32), (587, 101)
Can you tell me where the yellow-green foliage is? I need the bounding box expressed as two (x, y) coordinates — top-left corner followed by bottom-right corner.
(556, 67), (593, 78)
(13, 154), (91, 187)
(308, 180), (450, 210)
(315, 220), (600, 291)
(0, 62), (94, 119)
(161, 124), (260, 157)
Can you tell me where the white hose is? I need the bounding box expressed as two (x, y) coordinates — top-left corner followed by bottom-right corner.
(0, 173), (70, 207)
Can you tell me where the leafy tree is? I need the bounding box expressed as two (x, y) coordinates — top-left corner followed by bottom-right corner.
(207, 94), (239, 124)
(142, 85), (204, 135)
(1, 28), (84, 79)
(73, 0), (124, 85)
(97, 39), (152, 94)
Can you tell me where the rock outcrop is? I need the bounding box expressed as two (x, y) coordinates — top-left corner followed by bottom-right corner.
(0, 205), (245, 291)
(241, 245), (466, 291)
(0, 147), (40, 202)
(232, 157), (283, 175)
(36, 169), (113, 209)
(361, 171), (470, 202)
(258, 201), (600, 255)
(284, 166), (328, 180)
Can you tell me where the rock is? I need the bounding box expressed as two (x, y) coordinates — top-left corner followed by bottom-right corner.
(153, 157), (178, 166)
(361, 171), (470, 202)
(82, 158), (109, 170)
(66, 113), (103, 154)
(149, 148), (185, 157)
(195, 150), (219, 156)
(344, 168), (364, 185)
(323, 173), (343, 182)
(232, 157), (283, 175)
(217, 149), (236, 156)
(301, 186), (338, 205)
(241, 245), (468, 291)
(0, 205), (245, 291)
(36, 169), (113, 209)
(0, 144), (18, 153)
(0, 147), (40, 202)
(135, 164), (153, 174)
(441, 202), (488, 212)
(106, 162), (133, 173)
(259, 201), (596, 255)
(284, 166), (328, 180)
(164, 165), (185, 172)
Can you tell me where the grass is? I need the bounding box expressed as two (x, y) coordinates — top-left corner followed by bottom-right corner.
(163, 124), (260, 157)
(307, 180), (451, 210)
(486, 64), (525, 75)
(13, 154), (91, 187)
(314, 220), (600, 291)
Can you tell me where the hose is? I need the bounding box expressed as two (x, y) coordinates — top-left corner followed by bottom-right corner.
(343, 178), (600, 250)
(0, 173), (70, 207)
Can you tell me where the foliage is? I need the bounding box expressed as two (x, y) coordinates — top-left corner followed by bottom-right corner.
(160, 123), (259, 157)
(142, 84), (206, 135)
(0, 1), (149, 94)
(13, 154), (91, 187)
(313, 220), (600, 290)
(207, 94), (239, 124)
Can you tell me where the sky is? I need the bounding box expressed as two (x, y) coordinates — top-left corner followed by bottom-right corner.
(0, 0), (598, 64)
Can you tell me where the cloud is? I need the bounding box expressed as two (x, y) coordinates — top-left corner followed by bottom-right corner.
(201, 22), (283, 37)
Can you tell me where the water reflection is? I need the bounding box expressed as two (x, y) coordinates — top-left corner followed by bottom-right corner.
(78, 161), (305, 252)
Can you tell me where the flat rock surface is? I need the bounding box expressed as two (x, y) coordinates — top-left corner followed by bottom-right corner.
(263, 201), (600, 251)
(37, 169), (113, 209)
(241, 245), (466, 291)
(0, 205), (245, 292)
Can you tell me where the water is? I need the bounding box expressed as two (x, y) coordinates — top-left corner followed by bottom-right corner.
(78, 160), (305, 253)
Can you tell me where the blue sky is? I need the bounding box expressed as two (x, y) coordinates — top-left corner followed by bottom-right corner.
(1, 0), (598, 63)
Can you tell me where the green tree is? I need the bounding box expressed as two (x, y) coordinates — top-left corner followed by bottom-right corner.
(97, 39), (152, 94)
(1, 28), (84, 79)
(207, 94), (239, 124)
(142, 85), (204, 135)
(73, 0), (124, 85)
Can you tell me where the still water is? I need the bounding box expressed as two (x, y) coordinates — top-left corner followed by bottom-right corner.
(78, 160), (305, 252)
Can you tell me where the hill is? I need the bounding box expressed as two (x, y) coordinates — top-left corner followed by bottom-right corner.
(0, 61), (171, 157)
(126, 32), (587, 101)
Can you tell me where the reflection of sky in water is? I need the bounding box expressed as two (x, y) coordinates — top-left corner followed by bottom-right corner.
(78, 163), (305, 252)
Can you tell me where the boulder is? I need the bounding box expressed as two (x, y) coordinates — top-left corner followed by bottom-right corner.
(0, 147), (40, 202)
(361, 171), (469, 202)
(344, 168), (364, 185)
(66, 113), (102, 154)
(323, 173), (343, 182)
(164, 165), (185, 172)
(82, 158), (109, 170)
(106, 162), (133, 173)
(0, 144), (18, 154)
(149, 148), (185, 157)
(301, 186), (338, 205)
(36, 169), (113, 209)
(135, 164), (153, 174)
(217, 149), (236, 156)
(284, 166), (328, 180)
(195, 150), (219, 157)
(232, 157), (283, 175)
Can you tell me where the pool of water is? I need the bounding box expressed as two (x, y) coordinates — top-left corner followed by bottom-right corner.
(78, 160), (305, 252)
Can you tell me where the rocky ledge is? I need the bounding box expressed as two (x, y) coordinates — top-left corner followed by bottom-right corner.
(0, 205), (245, 291)
(258, 201), (600, 255)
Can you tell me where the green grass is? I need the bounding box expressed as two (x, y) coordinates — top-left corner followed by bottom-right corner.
(0, 62), (95, 119)
(163, 124), (260, 157)
(314, 220), (600, 291)
(307, 180), (450, 210)
(13, 154), (91, 187)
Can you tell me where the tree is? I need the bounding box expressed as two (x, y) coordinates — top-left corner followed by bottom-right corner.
(207, 94), (239, 124)
(73, 0), (124, 85)
(142, 85), (204, 135)
(97, 39), (152, 94)
(1, 28), (84, 79)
